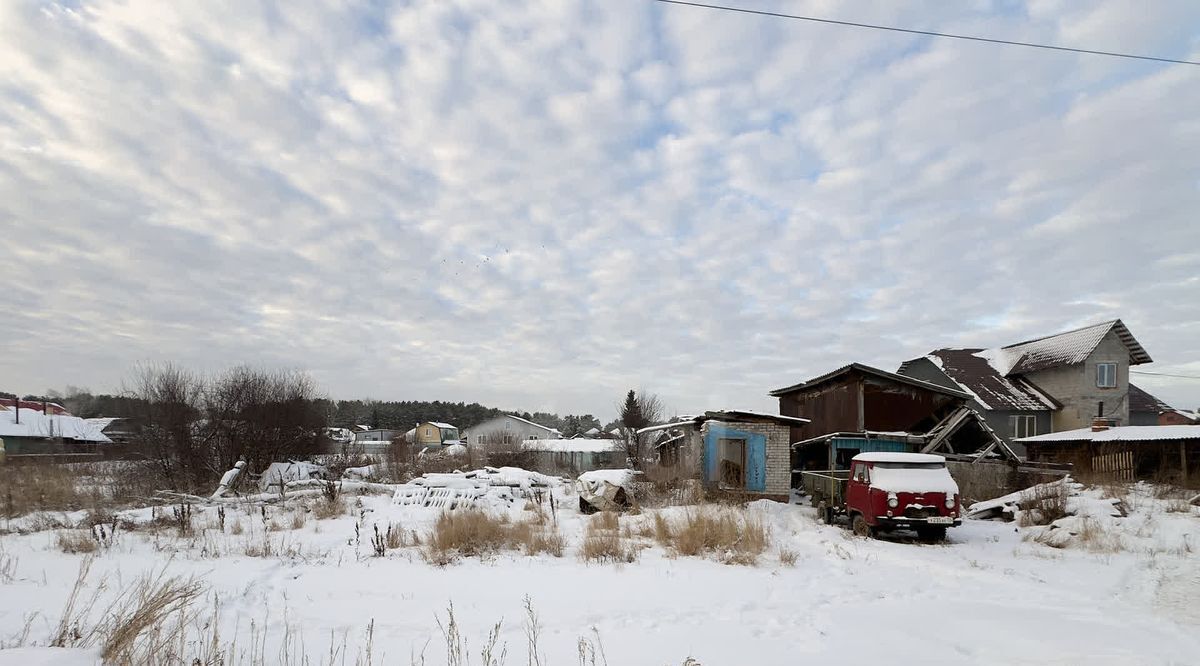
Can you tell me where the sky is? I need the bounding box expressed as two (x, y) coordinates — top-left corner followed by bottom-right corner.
(1, 0), (1199, 419)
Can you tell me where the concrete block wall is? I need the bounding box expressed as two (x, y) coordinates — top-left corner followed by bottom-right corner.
(701, 420), (792, 497)
(1026, 330), (1131, 431)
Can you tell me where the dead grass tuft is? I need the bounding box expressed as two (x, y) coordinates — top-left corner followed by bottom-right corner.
(666, 507), (769, 565)
(579, 513), (636, 564)
(778, 547), (798, 567)
(56, 530), (98, 554)
(313, 496), (346, 520)
(422, 509), (563, 564)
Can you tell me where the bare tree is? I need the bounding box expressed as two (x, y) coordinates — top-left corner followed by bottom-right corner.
(124, 363), (326, 491)
(124, 362), (204, 491)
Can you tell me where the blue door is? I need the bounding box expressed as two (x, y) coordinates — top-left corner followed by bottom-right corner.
(745, 435), (766, 492)
(704, 424), (767, 492)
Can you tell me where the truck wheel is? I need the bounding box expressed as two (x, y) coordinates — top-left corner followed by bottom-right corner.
(917, 526), (947, 543)
(851, 514), (875, 538)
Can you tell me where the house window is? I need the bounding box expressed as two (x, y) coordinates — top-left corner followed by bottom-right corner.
(1097, 363), (1117, 388)
(1010, 415), (1037, 439)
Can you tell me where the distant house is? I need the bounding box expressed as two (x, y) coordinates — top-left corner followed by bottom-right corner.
(404, 422), (461, 448)
(522, 438), (622, 476)
(462, 415), (560, 446)
(0, 398), (70, 415)
(770, 363), (1012, 470)
(899, 319), (1152, 456)
(1017, 423), (1198, 485)
(1129, 384), (1198, 426)
(84, 417), (137, 446)
(0, 405), (111, 456)
(642, 410), (810, 501)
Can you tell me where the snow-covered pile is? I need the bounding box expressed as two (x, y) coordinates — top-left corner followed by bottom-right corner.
(968, 479), (1197, 553)
(392, 466), (562, 510)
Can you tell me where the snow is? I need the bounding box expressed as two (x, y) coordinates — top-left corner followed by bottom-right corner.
(869, 464), (960, 494)
(0, 648), (99, 666)
(0, 408), (111, 443)
(1, 473), (1199, 664)
(1018, 425), (1200, 442)
(576, 468), (635, 489)
(854, 452), (946, 464)
(259, 461), (327, 492)
(522, 438), (620, 453)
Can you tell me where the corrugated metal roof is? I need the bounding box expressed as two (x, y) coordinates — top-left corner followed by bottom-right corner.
(1017, 425), (1200, 443)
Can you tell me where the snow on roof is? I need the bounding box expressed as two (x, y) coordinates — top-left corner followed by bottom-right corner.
(584, 427), (601, 435)
(522, 438), (622, 453)
(770, 363), (970, 399)
(904, 349), (1060, 412)
(705, 409), (812, 426)
(1016, 425), (1200, 443)
(0, 408), (112, 443)
(502, 414), (559, 433)
(997, 319), (1151, 375)
(853, 452), (946, 464)
(429, 422), (457, 429)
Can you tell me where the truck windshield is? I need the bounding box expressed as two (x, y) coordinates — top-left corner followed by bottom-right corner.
(873, 462), (945, 470)
(869, 462), (956, 493)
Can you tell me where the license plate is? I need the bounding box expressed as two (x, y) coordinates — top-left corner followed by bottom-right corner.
(926, 517), (953, 525)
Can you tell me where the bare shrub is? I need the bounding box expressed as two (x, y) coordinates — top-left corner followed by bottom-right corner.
(290, 510), (307, 530)
(661, 507), (769, 565)
(478, 434), (535, 470)
(1017, 481), (1070, 527)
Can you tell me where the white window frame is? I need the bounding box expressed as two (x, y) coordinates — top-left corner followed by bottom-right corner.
(1010, 415), (1036, 439)
(1096, 362), (1117, 388)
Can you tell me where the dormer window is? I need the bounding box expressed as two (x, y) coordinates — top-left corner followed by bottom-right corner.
(1097, 363), (1117, 388)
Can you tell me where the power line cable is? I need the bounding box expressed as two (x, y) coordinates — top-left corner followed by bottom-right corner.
(653, 0), (1200, 67)
(1131, 370), (1200, 380)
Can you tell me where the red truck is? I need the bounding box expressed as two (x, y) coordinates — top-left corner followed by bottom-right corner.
(801, 452), (962, 542)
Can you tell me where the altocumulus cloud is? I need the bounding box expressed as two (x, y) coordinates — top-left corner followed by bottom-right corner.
(1, 0), (1198, 415)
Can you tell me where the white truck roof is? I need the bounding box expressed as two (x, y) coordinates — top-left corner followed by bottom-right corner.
(852, 452), (946, 464)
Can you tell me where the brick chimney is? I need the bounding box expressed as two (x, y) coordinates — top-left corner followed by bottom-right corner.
(1091, 418), (1111, 432)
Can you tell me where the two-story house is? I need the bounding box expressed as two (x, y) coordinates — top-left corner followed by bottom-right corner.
(898, 320), (1152, 456)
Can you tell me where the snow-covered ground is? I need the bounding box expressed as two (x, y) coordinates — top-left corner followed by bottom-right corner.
(0, 481), (1197, 665)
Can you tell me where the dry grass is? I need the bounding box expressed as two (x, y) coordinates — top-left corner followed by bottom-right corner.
(312, 496), (346, 520)
(949, 462), (1013, 505)
(0, 462), (164, 519)
(290, 510), (307, 530)
(778, 547), (798, 567)
(422, 509), (564, 564)
(56, 529), (98, 554)
(580, 513), (636, 564)
(666, 507), (769, 565)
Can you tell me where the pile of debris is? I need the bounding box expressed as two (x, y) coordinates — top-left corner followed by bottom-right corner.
(392, 466), (561, 510)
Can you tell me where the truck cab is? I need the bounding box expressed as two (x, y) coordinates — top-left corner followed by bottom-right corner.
(845, 452), (961, 541)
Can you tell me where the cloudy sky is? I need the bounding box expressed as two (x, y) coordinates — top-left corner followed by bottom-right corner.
(2, 0), (1199, 418)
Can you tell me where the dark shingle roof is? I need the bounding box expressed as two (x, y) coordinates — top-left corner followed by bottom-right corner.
(899, 350), (1060, 412)
(1128, 384), (1173, 414)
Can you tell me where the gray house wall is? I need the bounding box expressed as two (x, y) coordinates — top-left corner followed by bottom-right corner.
(463, 415), (560, 445)
(1024, 329), (1131, 430)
